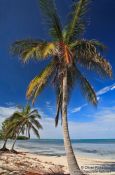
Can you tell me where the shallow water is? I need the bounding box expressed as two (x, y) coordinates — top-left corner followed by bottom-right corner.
(0, 139), (115, 159)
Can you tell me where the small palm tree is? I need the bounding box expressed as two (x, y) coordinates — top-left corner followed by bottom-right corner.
(11, 0), (112, 174)
(1, 105), (42, 152)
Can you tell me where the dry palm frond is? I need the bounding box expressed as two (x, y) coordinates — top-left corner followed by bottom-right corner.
(74, 39), (112, 78)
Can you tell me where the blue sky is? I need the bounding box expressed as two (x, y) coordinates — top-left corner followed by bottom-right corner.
(0, 0), (115, 139)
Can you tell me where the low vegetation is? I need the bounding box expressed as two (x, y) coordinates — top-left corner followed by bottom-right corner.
(17, 136), (29, 140)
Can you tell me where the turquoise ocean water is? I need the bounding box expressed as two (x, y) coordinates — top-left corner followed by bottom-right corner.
(0, 139), (115, 159)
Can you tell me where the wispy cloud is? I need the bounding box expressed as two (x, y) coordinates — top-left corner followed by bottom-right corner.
(45, 101), (55, 114)
(46, 101), (51, 106)
(96, 83), (115, 96)
(71, 104), (87, 113)
(5, 102), (15, 106)
(71, 83), (115, 114)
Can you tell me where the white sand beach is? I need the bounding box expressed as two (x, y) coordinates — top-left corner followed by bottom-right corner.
(0, 151), (115, 175)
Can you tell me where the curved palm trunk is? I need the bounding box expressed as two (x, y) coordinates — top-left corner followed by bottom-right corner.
(11, 136), (17, 151)
(0, 139), (8, 151)
(11, 132), (20, 151)
(62, 73), (84, 175)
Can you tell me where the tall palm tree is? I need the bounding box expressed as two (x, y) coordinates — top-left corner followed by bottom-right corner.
(11, 0), (112, 174)
(2, 105), (42, 152)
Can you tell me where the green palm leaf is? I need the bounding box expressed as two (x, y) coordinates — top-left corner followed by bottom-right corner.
(29, 110), (41, 119)
(39, 0), (63, 41)
(30, 118), (42, 130)
(66, 0), (91, 43)
(31, 125), (40, 138)
(75, 66), (97, 105)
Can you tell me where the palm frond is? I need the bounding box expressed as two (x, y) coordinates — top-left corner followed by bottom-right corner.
(39, 0), (63, 40)
(8, 112), (23, 121)
(20, 125), (25, 135)
(26, 61), (56, 104)
(30, 118), (42, 129)
(5, 120), (20, 138)
(67, 64), (78, 91)
(66, 0), (91, 43)
(71, 39), (106, 51)
(74, 39), (112, 77)
(26, 123), (31, 138)
(29, 110), (41, 119)
(25, 104), (31, 114)
(31, 125), (40, 138)
(42, 42), (56, 57)
(55, 89), (62, 127)
(11, 39), (52, 62)
(75, 66), (97, 105)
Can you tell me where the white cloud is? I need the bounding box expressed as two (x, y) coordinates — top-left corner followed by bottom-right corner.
(39, 106), (115, 139)
(71, 83), (115, 114)
(97, 96), (100, 101)
(36, 107), (48, 118)
(71, 104), (87, 113)
(0, 106), (18, 127)
(111, 86), (115, 90)
(0, 106), (18, 119)
(5, 102), (15, 106)
(46, 101), (51, 106)
(96, 83), (115, 96)
(39, 118), (62, 139)
(45, 101), (56, 115)
(0, 105), (115, 139)
(0, 82), (115, 139)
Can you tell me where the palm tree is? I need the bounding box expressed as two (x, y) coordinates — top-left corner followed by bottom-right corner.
(1, 105), (42, 152)
(11, 0), (112, 174)
(11, 105), (42, 152)
(13, 105), (42, 152)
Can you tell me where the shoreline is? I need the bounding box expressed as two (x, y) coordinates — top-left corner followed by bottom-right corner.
(0, 150), (115, 175)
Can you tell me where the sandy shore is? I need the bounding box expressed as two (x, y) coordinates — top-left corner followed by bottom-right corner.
(0, 151), (115, 175)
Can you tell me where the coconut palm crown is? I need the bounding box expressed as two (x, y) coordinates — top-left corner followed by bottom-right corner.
(2, 105), (42, 152)
(6, 105), (42, 138)
(11, 0), (112, 174)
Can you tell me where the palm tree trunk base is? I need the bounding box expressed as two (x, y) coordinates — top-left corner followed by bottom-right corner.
(10, 149), (18, 154)
(0, 147), (9, 152)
